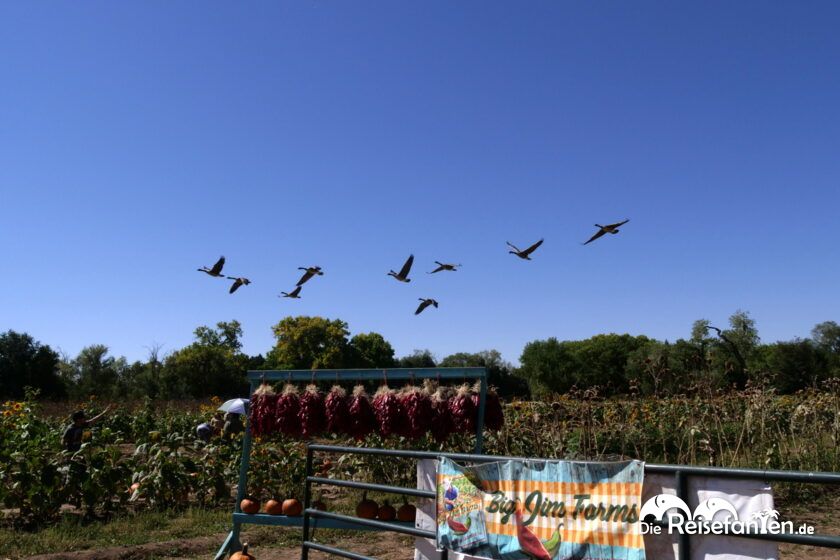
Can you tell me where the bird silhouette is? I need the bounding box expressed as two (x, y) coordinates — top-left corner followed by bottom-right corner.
(226, 277), (251, 294)
(507, 239), (544, 260)
(296, 266), (323, 286)
(388, 254), (414, 282)
(280, 286), (302, 299)
(415, 298), (439, 315)
(583, 219), (630, 245)
(197, 256), (226, 277)
(428, 262), (460, 273)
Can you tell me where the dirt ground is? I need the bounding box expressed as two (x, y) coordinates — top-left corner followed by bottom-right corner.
(21, 524), (839, 560)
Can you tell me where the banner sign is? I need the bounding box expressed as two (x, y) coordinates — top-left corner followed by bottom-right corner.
(436, 457), (646, 560)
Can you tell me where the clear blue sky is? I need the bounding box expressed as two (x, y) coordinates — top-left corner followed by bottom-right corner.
(2, 2), (839, 365)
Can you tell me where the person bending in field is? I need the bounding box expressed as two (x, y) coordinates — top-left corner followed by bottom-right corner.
(62, 406), (111, 452)
(196, 412), (224, 442)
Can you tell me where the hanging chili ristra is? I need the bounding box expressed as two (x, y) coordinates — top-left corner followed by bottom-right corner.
(275, 384), (301, 437)
(400, 384), (433, 439)
(449, 383), (477, 434)
(324, 385), (349, 435)
(429, 381), (455, 442)
(299, 384), (325, 438)
(471, 381), (505, 431)
(347, 385), (375, 440)
(372, 384), (404, 438)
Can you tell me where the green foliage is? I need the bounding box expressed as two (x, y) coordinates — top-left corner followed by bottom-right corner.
(439, 350), (530, 398)
(397, 349), (437, 368)
(160, 321), (249, 398)
(265, 316), (352, 369)
(0, 330), (64, 399)
(348, 332), (396, 368)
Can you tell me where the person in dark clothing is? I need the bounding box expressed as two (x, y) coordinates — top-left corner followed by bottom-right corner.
(222, 412), (244, 440)
(62, 406), (110, 452)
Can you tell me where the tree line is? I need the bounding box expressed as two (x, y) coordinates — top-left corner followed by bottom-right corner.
(1, 311), (839, 401)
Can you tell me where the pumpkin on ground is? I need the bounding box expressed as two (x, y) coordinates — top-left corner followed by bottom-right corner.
(230, 543), (255, 560)
(377, 500), (396, 521)
(397, 497), (416, 522)
(355, 492), (378, 519)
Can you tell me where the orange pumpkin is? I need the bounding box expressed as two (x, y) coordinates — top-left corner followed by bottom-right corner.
(355, 492), (378, 519)
(264, 499), (283, 515)
(230, 543), (255, 560)
(377, 500), (396, 521)
(282, 498), (303, 516)
(240, 498), (260, 515)
(397, 497), (416, 522)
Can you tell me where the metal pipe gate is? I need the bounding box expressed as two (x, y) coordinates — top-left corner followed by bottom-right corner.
(301, 444), (840, 560)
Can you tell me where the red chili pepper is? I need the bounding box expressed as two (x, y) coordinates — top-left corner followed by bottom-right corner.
(447, 515), (471, 534)
(514, 508), (552, 560)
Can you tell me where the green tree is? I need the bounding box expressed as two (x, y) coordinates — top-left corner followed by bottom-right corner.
(194, 320), (243, 351)
(349, 332), (396, 368)
(0, 331), (64, 399)
(758, 339), (829, 393)
(62, 345), (128, 399)
(440, 350), (529, 398)
(811, 321), (840, 354)
(160, 321), (249, 398)
(265, 316), (351, 369)
(397, 349), (437, 369)
(518, 338), (579, 396)
(574, 334), (649, 393)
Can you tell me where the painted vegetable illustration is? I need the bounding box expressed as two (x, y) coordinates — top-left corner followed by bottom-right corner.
(542, 522), (564, 557)
(514, 507), (552, 560)
(447, 515), (472, 534)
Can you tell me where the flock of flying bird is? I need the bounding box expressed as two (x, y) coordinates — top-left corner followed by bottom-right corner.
(196, 219), (630, 315)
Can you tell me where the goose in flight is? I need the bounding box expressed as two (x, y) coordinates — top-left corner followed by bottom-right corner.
(428, 262), (460, 274)
(198, 256), (226, 277)
(415, 298), (439, 315)
(507, 239), (544, 260)
(280, 286), (302, 299)
(583, 219), (630, 245)
(388, 254), (414, 282)
(226, 277), (251, 294)
(296, 266), (323, 286)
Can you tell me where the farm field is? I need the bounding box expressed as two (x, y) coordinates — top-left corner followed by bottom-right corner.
(1, 387), (839, 559)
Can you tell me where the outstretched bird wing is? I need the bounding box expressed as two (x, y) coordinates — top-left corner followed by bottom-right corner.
(583, 229), (607, 245)
(521, 238), (544, 256)
(210, 256), (225, 275)
(506, 241), (522, 253)
(398, 254), (414, 278)
(290, 286), (301, 297)
(429, 265), (445, 274)
(415, 299), (431, 315)
(229, 278), (243, 293)
(606, 219), (630, 229)
(297, 269), (316, 286)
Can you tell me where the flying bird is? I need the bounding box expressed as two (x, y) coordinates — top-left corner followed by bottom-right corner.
(280, 286), (302, 299)
(226, 277), (251, 294)
(197, 256), (226, 277)
(428, 262), (460, 274)
(388, 254), (414, 282)
(583, 220), (630, 245)
(507, 239), (544, 260)
(415, 298), (439, 315)
(296, 266), (323, 286)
